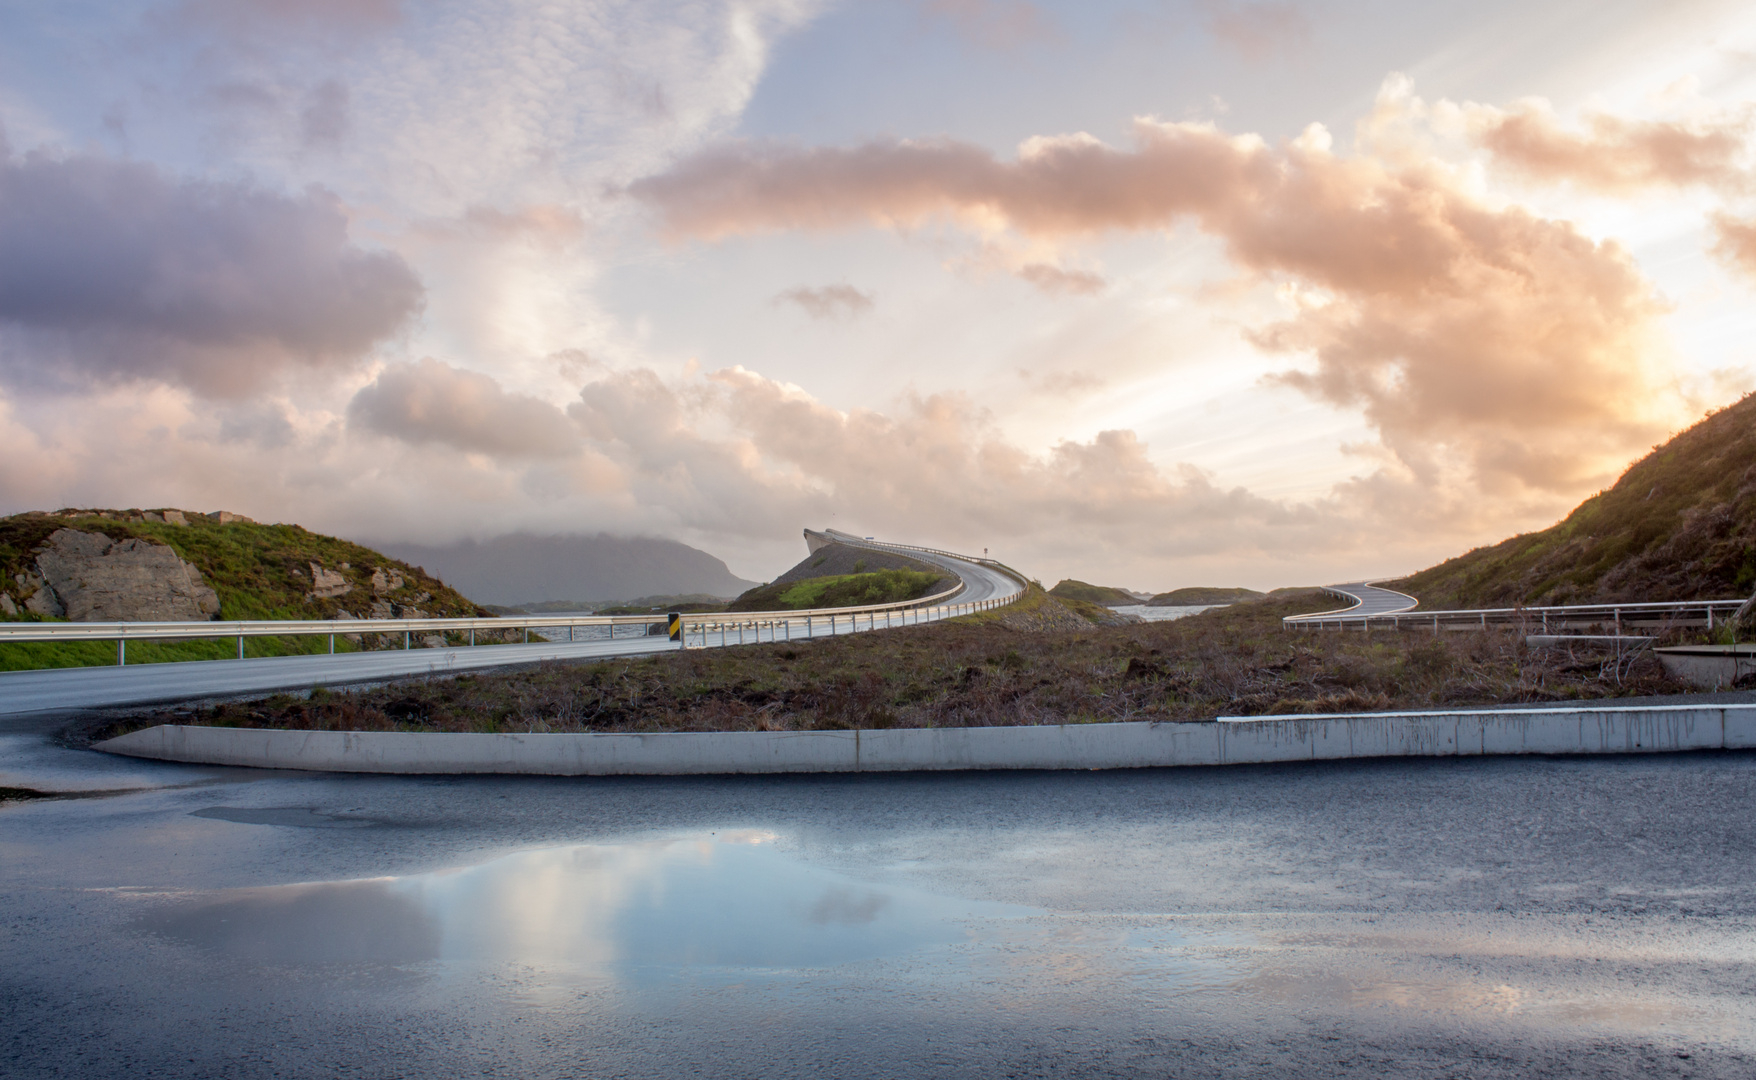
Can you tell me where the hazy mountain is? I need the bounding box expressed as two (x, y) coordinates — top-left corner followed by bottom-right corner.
(376, 533), (758, 607)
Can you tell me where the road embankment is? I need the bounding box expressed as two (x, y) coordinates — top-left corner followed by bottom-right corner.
(95, 704), (1756, 775)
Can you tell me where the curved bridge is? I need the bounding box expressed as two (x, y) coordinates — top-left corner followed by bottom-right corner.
(0, 530), (1025, 718)
(1282, 582), (1418, 629)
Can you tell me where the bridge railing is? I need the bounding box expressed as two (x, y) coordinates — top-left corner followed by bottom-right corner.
(1287, 597), (1747, 634)
(0, 538), (1021, 665)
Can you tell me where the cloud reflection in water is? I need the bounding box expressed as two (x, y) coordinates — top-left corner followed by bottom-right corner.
(142, 833), (1022, 978)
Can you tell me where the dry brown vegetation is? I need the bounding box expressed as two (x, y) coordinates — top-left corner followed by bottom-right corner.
(142, 594), (1691, 737)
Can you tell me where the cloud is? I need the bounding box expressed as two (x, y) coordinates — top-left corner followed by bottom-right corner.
(171, 0), (403, 36)
(0, 355), (1589, 592)
(1017, 263), (1105, 294)
(916, 0), (1055, 50)
(299, 80), (351, 148)
(0, 147), (422, 396)
(1198, 1), (1311, 61)
(1468, 101), (1751, 194)
(628, 115), (1684, 496)
(560, 362), (1322, 559)
(347, 358), (578, 458)
(773, 284), (875, 320)
(1713, 213), (1756, 280)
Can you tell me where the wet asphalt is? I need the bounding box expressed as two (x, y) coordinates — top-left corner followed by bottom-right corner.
(3, 720), (1755, 1079)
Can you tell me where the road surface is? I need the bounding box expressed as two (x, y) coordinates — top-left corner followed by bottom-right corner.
(1284, 580), (1419, 624)
(2, 732), (1752, 1079)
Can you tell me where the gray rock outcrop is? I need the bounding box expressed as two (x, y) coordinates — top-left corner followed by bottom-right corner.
(371, 567), (406, 594)
(309, 563), (352, 599)
(25, 529), (221, 621)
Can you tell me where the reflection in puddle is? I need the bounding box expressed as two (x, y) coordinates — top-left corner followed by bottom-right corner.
(133, 846), (1745, 1047)
(141, 832), (1024, 977)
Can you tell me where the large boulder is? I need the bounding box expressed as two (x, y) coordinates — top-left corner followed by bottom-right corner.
(26, 529), (221, 621)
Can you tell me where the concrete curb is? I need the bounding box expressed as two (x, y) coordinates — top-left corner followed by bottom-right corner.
(93, 704), (1756, 775)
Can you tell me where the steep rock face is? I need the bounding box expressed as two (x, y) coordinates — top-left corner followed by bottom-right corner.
(26, 529), (221, 621)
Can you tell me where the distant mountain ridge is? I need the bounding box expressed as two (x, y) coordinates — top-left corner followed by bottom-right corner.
(1386, 391), (1756, 608)
(378, 533), (758, 607)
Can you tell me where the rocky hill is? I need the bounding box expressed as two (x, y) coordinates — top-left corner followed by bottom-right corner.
(0, 509), (487, 623)
(1386, 391), (1756, 608)
(1147, 587), (1265, 606)
(1048, 579), (1141, 606)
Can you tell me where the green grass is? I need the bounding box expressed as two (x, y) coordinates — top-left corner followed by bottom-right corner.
(0, 633), (369, 671)
(1, 510), (486, 623)
(1, 508), (501, 672)
(729, 569), (947, 612)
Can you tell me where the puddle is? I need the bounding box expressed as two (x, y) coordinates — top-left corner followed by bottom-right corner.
(0, 734), (204, 793)
(139, 832), (1028, 977)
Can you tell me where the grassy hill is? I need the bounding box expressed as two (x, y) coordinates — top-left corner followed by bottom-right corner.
(1386, 392), (1756, 608)
(1048, 579), (1139, 606)
(727, 569), (947, 612)
(0, 509), (489, 670)
(1147, 587), (1265, 606)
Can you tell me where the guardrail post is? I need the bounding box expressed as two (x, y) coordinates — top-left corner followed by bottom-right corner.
(237, 635), (244, 660)
(405, 629), (411, 650)
(117, 639), (125, 667)
(329, 633), (335, 654)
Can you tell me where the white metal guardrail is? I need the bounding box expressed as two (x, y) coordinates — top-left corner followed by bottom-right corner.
(0, 532), (1023, 665)
(1287, 588), (1747, 634)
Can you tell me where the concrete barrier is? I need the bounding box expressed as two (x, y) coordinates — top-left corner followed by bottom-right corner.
(1655, 645), (1756, 690)
(93, 703), (1756, 775)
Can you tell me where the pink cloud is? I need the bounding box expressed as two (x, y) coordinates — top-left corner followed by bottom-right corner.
(628, 119), (1683, 496)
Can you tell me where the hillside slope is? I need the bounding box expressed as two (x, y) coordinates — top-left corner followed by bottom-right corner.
(1147, 587), (1265, 606)
(728, 541), (954, 611)
(1386, 392), (1756, 608)
(0, 509), (487, 622)
(1049, 579), (1139, 606)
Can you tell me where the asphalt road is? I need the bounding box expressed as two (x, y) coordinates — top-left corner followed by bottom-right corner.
(3, 730), (1754, 1079)
(1287, 581), (1420, 622)
(0, 548), (1023, 718)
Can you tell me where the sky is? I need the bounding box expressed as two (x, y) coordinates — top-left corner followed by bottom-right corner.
(2, 0), (1755, 590)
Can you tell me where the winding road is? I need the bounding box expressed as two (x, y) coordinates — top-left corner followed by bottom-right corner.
(0, 533), (1022, 718)
(1283, 581), (1419, 626)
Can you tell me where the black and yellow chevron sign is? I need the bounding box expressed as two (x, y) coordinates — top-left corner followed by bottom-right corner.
(667, 613), (682, 642)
